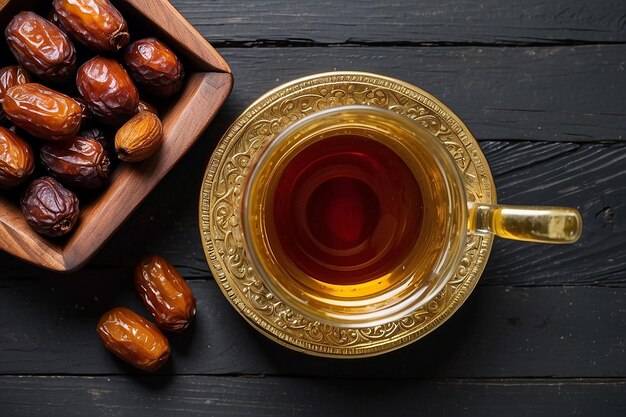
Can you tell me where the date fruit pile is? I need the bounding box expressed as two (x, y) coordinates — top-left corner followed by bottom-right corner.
(98, 255), (196, 371)
(0, 0), (185, 237)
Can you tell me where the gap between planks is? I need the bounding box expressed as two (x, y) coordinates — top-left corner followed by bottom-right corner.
(209, 40), (626, 48)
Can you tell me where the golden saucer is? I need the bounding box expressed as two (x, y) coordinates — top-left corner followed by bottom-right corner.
(199, 71), (496, 357)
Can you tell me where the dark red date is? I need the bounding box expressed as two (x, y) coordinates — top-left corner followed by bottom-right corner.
(41, 136), (111, 189)
(0, 66), (31, 104)
(77, 56), (139, 126)
(2, 83), (83, 141)
(21, 176), (79, 237)
(53, 0), (129, 52)
(0, 65), (31, 123)
(97, 307), (170, 372)
(4, 11), (76, 83)
(79, 127), (106, 143)
(0, 126), (34, 188)
(135, 255), (197, 332)
(123, 38), (185, 98)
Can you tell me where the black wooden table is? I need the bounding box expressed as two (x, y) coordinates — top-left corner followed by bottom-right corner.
(1, 1), (625, 415)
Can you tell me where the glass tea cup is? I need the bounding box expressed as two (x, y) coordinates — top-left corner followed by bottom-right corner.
(242, 105), (582, 328)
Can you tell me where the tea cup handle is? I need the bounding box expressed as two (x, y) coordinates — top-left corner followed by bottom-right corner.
(467, 204), (582, 244)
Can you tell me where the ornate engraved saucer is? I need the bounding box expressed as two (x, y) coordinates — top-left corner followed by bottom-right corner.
(199, 71), (496, 357)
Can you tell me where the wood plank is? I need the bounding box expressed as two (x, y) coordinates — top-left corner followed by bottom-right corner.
(0, 279), (623, 377)
(215, 46), (626, 142)
(0, 375), (624, 417)
(170, 0), (626, 45)
(481, 141), (626, 286)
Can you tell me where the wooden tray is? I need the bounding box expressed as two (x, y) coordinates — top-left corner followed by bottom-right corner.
(0, 0), (232, 271)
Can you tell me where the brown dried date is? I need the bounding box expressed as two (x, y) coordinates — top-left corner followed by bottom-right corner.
(2, 83), (83, 141)
(97, 307), (170, 371)
(123, 38), (185, 98)
(0, 65), (31, 123)
(0, 127), (34, 188)
(41, 137), (111, 189)
(135, 256), (196, 332)
(77, 57), (139, 126)
(53, 0), (129, 52)
(79, 127), (114, 158)
(79, 127), (105, 142)
(21, 176), (79, 237)
(0, 66), (31, 104)
(4, 11), (76, 83)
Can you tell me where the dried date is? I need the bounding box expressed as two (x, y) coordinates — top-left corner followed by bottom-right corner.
(0, 126), (34, 188)
(77, 57), (139, 126)
(41, 136), (111, 189)
(21, 176), (79, 237)
(53, 0), (129, 52)
(4, 11), (76, 83)
(2, 83), (83, 141)
(97, 307), (170, 372)
(79, 127), (106, 142)
(0, 65), (30, 123)
(0, 66), (31, 103)
(123, 38), (185, 98)
(79, 127), (114, 158)
(135, 255), (196, 332)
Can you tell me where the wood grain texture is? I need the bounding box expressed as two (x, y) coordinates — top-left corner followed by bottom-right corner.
(170, 0), (626, 45)
(0, 279), (623, 378)
(216, 46), (626, 142)
(483, 141), (626, 286)
(1, 375), (625, 417)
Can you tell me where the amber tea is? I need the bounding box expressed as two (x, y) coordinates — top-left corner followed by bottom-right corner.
(243, 106), (465, 323)
(272, 134), (424, 286)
